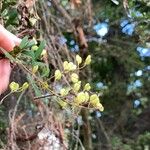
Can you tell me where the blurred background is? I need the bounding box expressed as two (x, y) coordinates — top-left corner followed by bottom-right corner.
(0, 0), (150, 149)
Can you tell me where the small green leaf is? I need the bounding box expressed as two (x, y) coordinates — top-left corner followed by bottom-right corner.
(23, 50), (35, 59)
(19, 36), (29, 49)
(1, 9), (8, 17)
(35, 40), (46, 59)
(41, 66), (50, 77)
(25, 40), (36, 48)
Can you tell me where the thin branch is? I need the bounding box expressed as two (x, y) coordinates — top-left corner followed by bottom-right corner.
(51, 0), (72, 24)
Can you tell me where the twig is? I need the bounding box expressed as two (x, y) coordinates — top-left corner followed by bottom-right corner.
(71, 132), (85, 150)
(96, 118), (112, 149)
(34, 94), (54, 100)
(9, 91), (25, 150)
(0, 92), (13, 105)
(51, 0), (72, 24)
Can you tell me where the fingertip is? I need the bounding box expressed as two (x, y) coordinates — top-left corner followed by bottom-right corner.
(0, 59), (11, 94)
(9, 31), (21, 46)
(0, 25), (16, 51)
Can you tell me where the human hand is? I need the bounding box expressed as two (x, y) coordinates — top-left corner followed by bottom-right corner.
(0, 25), (21, 94)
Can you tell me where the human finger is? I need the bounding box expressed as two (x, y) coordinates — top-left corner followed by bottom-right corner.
(0, 25), (21, 51)
(0, 59), (11, 94)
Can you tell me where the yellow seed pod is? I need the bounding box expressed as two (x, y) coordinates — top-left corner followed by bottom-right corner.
(85, 55), (91, 65)
(75, 92), (86, 104)
(84, 92), (89, 102)
(54, 70), (62, 80)
(84, 83), (91, 91)
(41, 49), (47, 56)
(73, 97), (79, 105)
(31, 45), (38, 51)
(76, 55), (82, 65)
(96, 103), (104, 111)
(32, 37), (38, 45)
(9, 82), (19, 92)
(22, 82), (29, 90)
(90, 94), (100, 106)
(68, 62), (77, 71)
(59, 100), (68, 108)
(63, 61), (70, 71)
(73, 81), (81, 92)
(71, 73), (79, 83)
(60, 88), (69, 97)
(32, 65), (39, 74)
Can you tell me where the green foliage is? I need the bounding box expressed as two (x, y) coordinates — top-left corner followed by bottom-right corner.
(34, 40), (46, 59)
(134, 132), (150, 150)
(1, 0), (18, 27)
(111, 133), (150, 150)
(111, 136), (132, 150)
